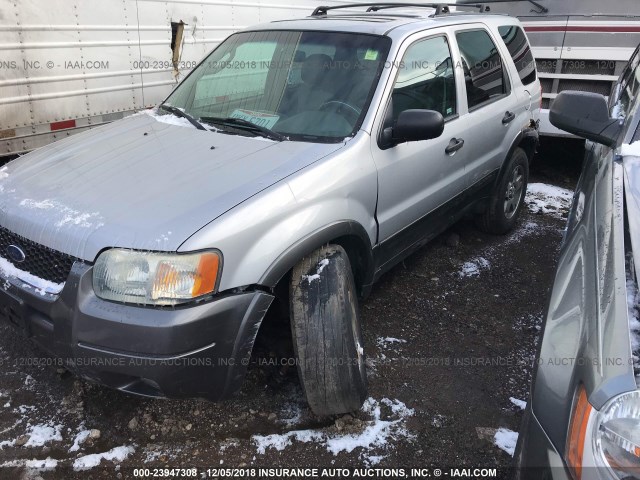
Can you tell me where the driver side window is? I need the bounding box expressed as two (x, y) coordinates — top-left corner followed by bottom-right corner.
(391, 36), (457, 122)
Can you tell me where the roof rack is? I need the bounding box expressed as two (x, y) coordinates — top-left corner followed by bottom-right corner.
(311, 3), (490, 17)
(457, 0), (548, 14)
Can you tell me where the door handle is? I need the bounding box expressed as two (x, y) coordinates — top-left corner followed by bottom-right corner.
(502, 111), (516, 125)
(445, 138), (464, 155)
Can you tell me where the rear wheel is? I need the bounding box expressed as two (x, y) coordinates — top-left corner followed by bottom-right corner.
(477, 147), (529, 234)
(290, 244), (367, 416)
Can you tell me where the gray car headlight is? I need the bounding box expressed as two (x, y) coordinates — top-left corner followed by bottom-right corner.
(93, 249), (222, 306)
(593, 390), (640, 479)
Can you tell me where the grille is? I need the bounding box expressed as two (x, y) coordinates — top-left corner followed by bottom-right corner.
(0, 226), (79, 285)
(541, 98), (551, 110)
(540, 78), (554, 94)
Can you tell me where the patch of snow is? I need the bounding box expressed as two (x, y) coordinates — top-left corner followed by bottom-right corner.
(0, 255), (64, 294)
(621, 141), (640, 158)
(612, 101), (626, 121)
(494, 428), (518, 457)
(138, 108), (196, 129)
(69, 429), (91, 452)
(459, 257), (490, 278)
(509, 397), (527, 410)
(73, 445), (135, 471)
(3, 402), (9, 408)
(254, 429), (323, 454)
(525, 183), (573, 219)
(24, 423), (63, 447)
(19, 198), (103, 229)
(303, 258), (330, 283)
(0, 166), (8, 180)
(252, 398), (414, 460)
(376, 337), (407, 349)
(0, 457), (57, 470)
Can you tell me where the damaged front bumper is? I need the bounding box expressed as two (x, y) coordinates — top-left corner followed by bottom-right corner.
(0, 262), (274, 401)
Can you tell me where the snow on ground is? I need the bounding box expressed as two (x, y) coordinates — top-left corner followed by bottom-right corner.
(73, 445), (135, 471)
(23, 423), (63, 447)
(525, 183), (573, 219)
(459, 257), (490, 278)
(0, 255), (64, 294)
(0, 457), (58, 471)
(252, 398), (414, 461)
(69, 429), (91, 453)
(303, 259), (330, 283)
(494, 428), (518, 457)
(0, 166), (8, 180)
(376, 337), (407, 349)
(509, 397), (527, 410)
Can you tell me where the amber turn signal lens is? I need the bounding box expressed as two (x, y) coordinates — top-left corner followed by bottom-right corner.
(566, 385), (593, 480)
(192, 252), (220, 297)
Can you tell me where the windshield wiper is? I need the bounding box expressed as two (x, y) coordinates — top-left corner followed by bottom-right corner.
(158, 104), (207, 131)
(200, 116), (286, 141)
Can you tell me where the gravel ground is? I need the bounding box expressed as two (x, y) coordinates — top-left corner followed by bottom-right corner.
(0, 146), (580, 480)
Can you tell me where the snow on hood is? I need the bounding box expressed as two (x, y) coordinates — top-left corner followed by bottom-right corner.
(0, 114), (344, 261)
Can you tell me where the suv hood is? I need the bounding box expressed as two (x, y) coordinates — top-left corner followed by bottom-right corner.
(0, 114), (344, 261)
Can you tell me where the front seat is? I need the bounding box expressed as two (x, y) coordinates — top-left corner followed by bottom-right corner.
(281, 53), (334, 115)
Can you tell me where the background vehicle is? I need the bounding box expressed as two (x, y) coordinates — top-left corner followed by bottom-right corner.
(460, 0), (640, 137)
(515, 47), (640, 479)
(0, 0), (361, 158)
(0, 5), (539, 416)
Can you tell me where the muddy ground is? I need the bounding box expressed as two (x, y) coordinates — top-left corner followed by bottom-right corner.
(0, 139), (583, 479)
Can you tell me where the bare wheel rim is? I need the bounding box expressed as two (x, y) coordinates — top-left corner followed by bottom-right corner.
(504, 164), (525, 220)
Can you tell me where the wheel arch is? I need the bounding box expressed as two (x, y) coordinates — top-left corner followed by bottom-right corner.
(259, 220), (375, 298)
(496, 126), (539, 188)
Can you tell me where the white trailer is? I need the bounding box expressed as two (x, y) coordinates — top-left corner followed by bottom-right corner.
(0, 0), (361, 157)
(460, 0), (640, 136)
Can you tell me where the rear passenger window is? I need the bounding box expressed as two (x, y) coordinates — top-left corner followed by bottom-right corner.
(391, 36), (457, 121)
(455, 29), (507, 109)
(498, 26), (536, 85)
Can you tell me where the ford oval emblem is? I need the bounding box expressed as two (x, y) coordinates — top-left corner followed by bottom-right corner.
(6, 245), (26, 264)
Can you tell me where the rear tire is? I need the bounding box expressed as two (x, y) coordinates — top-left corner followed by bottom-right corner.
(477, 147), (529, 234)
(290, 244), (367, 416)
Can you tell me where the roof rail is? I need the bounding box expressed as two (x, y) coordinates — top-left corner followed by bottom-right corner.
(457, 0), (548, 14)
(311, 3), (490, 17)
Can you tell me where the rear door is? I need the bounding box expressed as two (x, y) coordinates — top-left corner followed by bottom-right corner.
(450, 25), (522, 190)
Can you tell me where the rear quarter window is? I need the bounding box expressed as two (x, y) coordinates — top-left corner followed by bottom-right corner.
(498, 25), (536, 86)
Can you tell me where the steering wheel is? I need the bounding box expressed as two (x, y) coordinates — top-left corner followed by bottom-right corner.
(319, 100), (361, 124)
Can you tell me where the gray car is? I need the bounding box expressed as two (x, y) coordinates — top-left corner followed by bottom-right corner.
(0, 4), (540, 416)
(515, 47), (640, 479)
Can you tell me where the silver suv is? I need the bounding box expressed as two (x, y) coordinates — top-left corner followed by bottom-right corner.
(0, 4), (540, 416)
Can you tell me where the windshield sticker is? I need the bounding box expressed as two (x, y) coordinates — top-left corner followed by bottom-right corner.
(364, 49), (379, 61)
(229, 109), (280, 129)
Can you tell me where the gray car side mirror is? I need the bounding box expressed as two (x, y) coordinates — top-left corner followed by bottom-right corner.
(549, 91), (621, 147)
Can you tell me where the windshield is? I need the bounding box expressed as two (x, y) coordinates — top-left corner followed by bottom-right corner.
(164, 30), (391, 142)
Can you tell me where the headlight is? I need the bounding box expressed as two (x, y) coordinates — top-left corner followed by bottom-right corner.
(93, 249), (221, 306)
(593, 390), (640, 479)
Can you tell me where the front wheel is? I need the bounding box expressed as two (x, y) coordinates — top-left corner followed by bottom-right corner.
(477, 147), (529, 235)
(290, 244), (367, 416)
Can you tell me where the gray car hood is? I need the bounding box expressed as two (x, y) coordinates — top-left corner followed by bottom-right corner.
(0, 114), (344, 261)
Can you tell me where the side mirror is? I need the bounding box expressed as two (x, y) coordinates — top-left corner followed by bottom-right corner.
(549, 91), (621, 147)
(382, 109), (444, 146)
